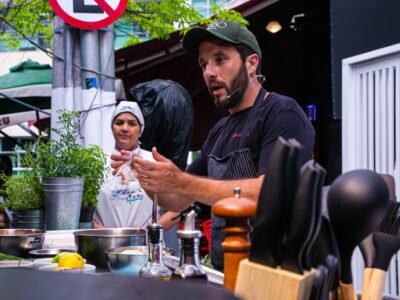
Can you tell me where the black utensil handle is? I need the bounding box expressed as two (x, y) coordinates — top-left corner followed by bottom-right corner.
(302, 163), (327, 270)
(281, 161), (319, 274)
(308, 264), (328, 300)
(249, 137), (291, 267)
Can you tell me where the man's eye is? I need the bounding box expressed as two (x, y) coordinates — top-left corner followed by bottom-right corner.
(215, 56), (225, 64)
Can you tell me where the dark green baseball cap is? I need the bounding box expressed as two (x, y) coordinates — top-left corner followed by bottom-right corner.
(182, 20), (262, 58)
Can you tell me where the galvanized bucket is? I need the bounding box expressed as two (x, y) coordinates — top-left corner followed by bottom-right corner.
(42, 177), (84, 230)
(15, 209), (45, 230)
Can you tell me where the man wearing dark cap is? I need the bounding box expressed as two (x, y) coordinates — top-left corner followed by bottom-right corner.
(112, 20), (315, 270)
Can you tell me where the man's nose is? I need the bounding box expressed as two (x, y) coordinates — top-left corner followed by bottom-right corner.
(203, 63), (217, 79)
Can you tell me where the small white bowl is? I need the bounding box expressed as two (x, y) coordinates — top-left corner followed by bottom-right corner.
(32, 258), (56, 270)
(38, 263), (96, 273)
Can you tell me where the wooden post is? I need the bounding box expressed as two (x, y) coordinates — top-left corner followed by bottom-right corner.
(212, 187), (257, 291)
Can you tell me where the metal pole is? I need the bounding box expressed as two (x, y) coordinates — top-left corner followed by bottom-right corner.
(80, 29), (101, 147)
(52, 16), (79, 141)
(99, 25), (115, 92)
(99, 24), (115, 153)
(80, 30), (100, 91)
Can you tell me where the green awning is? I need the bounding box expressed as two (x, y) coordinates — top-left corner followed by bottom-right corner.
(0, 59), (52, 89)
(0, 60), (52, 115)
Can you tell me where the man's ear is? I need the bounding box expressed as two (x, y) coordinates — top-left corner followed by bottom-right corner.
(246, 54), (259, 75)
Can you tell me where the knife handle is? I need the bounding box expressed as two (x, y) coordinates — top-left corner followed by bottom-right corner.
(361, 268), (386, 300)
(338, 281), (357, 300)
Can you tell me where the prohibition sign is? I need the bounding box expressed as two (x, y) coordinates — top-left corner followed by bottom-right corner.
(49, 0), (128, 30)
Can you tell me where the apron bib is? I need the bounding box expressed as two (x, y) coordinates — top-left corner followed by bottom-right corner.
(206, 88), (267, 270)
(208, 148), (257, 270)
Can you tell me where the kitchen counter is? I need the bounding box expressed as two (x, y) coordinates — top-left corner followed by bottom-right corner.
(0, 268), (236, 300)
(40, 229), (224, 285)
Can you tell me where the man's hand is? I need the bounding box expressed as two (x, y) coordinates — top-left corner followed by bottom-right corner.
(133, 147), (184, 194)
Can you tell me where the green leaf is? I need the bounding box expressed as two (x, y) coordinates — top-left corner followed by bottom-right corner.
(0, 0), (245, 49)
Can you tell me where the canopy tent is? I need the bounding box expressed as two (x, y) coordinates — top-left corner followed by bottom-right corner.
(0, 59), (126, 128)
(0, 60), (52, 115)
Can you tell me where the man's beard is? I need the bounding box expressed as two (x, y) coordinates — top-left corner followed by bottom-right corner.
(213, 62), (249, 109)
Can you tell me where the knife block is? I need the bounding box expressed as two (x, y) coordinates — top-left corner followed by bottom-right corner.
(212, 188), (257, 291)
(235, 259), (316, 300)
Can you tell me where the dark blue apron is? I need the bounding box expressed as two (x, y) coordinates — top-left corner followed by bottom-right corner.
(208, 149), (257, 270)
(207, 88), (267, 270)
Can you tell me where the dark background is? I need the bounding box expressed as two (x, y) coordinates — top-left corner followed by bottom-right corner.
(330, 0), (400, 119)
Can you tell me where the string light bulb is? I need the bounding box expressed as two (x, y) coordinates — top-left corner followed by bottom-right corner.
(265, 20), (282, 34)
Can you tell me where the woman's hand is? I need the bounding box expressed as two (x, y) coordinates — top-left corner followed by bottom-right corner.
(93, 221), (103, 229)
(110, 149), (133, 175)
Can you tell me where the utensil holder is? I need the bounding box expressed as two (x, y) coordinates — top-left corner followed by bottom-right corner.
(235, 259), (316, 300)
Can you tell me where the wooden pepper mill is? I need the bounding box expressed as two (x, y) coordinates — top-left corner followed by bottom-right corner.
(212, 187), (257, 291)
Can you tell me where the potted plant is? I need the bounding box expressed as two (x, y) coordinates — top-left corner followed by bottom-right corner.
(0, 172), (44, 229)
(26, 110), (106, 230)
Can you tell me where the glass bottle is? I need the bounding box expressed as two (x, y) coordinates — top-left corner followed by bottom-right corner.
(139, 223), (172, 280)
(172, 206), (208, 282)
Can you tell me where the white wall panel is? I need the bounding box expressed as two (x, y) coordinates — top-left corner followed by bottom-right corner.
(342, 43), (400, 296)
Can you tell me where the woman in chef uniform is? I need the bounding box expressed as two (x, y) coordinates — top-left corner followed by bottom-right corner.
(94, 101), (177, 229)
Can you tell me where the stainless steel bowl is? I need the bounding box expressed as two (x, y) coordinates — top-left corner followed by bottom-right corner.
(105, 246), (148, 276)
(0, 229), (45, 258)
(74, 228), (146, 269)
(105, 245), (175, 276)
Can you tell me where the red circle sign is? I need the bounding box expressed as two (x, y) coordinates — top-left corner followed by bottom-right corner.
(49, 0), (128, 30)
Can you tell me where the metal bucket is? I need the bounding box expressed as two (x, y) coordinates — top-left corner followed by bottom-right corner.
(14, 209), (45, 230)
(42, 177), (84, 230)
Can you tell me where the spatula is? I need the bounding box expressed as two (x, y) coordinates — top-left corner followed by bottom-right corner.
(327, 169), (390, 300)
(360, 202), (400, 300)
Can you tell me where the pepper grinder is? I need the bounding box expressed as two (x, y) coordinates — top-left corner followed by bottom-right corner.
(139, 194), (172, 280)
(172, 205), (208, 282)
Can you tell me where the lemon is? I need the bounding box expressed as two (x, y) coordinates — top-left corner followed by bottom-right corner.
(51, 252), (73, 263)
(57, 253), (84, 270)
